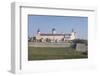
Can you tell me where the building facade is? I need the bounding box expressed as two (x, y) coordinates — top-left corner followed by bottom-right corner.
(35, 28), (76, 42)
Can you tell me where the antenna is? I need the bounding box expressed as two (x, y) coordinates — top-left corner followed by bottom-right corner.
(32, 25), (34, 37)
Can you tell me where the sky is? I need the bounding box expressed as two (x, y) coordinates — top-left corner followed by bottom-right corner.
(28, 15), (88, 39)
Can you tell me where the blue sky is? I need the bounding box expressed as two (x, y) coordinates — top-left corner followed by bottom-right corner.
(28, 15), (88, 39)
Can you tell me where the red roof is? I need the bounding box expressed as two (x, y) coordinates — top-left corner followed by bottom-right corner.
(40, 33), (71, 36)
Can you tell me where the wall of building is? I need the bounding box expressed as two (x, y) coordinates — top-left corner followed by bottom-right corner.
(70, 32), (76, 40)
(36, 35), (64, 41)
(36, 32), (76, 42)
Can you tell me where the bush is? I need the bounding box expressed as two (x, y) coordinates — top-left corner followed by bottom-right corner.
(72, 39), (88, 45)
(70, 39), (88, 49)
(71, 43), (76, 49)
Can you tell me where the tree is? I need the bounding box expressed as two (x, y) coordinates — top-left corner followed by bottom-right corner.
(33, 37), (36, 42)
(61, 38), (64, 42)
(39, 38), (42, 42)
(45, 38), (51, 42)
(72, 39), (88, 45)
(71, 39), (88, 49)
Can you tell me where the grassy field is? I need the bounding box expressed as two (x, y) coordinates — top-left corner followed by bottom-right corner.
(28, 47), (88, 60)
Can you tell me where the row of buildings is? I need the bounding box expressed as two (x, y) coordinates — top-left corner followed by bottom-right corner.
(29, 28), (77, 42)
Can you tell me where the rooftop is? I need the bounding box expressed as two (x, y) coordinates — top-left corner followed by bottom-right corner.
(40, 33), (71, 36)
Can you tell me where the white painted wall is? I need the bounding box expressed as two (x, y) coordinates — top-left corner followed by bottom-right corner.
(71, 32), (76, 40)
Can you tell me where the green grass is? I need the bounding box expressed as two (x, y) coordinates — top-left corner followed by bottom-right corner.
(28, 47), (88, 60)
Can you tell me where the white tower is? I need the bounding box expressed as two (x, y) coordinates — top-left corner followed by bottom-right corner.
(36, 28), (41, 40)
(37, 28), (40, 35)
(52, 28), (56, 34)
(71, 29), (76, 40)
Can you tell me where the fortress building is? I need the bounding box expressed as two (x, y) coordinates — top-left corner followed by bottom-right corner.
(35, 28), (76, 42)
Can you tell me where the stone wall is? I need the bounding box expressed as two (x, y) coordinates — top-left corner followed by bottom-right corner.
(76, 43), (87, 52)
(28, 42), (71, 47)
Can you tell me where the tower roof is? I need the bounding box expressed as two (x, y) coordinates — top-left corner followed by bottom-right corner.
(72, 28), (74, 32)
(37, 28), (40, 33)
(52, 28), (56, 31)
